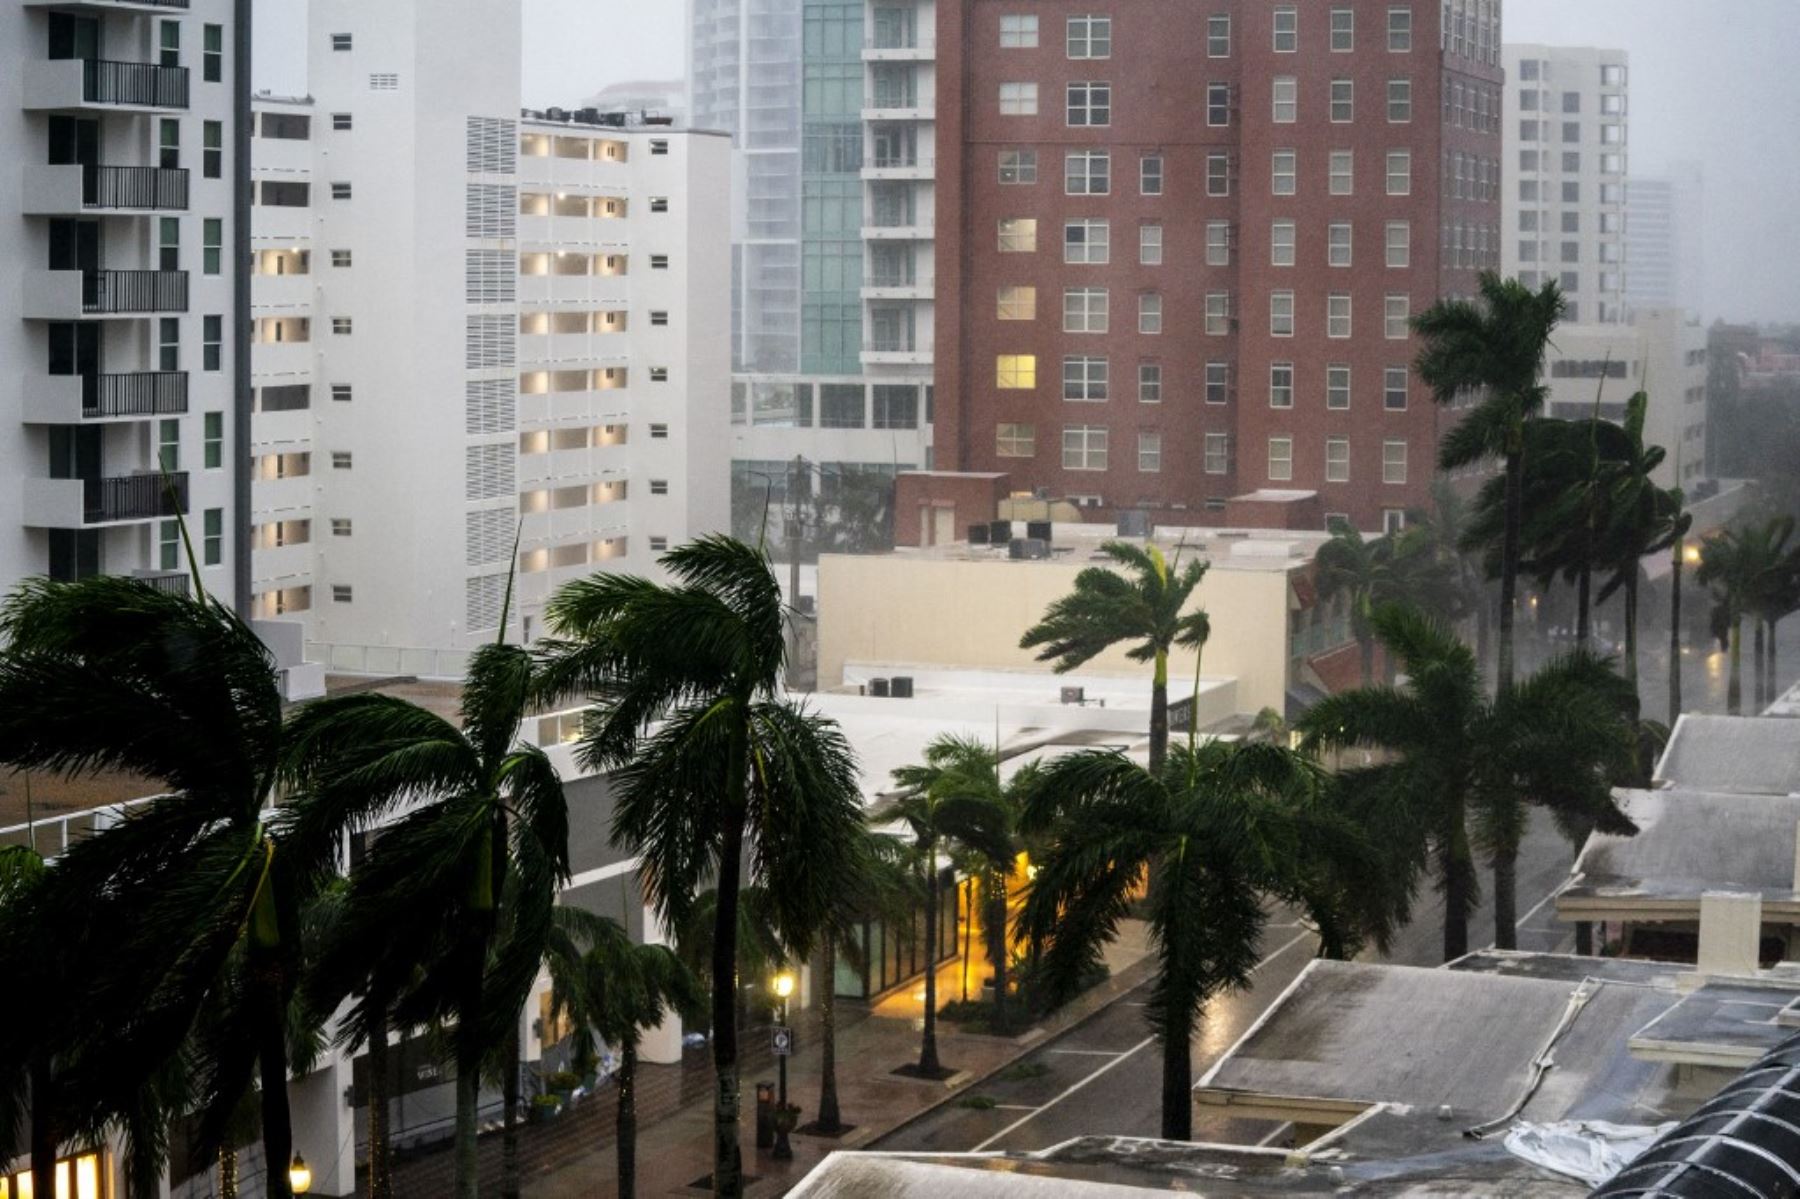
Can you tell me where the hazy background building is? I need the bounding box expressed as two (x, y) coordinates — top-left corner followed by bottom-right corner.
(1627, 160), (1704, 317)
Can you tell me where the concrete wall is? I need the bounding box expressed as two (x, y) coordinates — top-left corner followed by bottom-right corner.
(817, 551), (1295, 715)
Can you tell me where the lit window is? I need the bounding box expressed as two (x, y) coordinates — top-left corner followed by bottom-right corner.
(1325, 437), (1350, 482)
(1064, 219), (1109, 264)
(1268, 437), (1294, 482)
(1328, 222), (1352, 267)
(998, 218), (1038, 252)
(1064, 288), (1109, 333)
(999, 14), (1038, 47)
(1272, 77), (1297, 123)
(1272, 150), (1296, 195)
(1138, 432), (1162, 473)
(996, 422), (1036, 457)
(1269, 362), (1295, 409)
(999, 82), (1039, 115)
(1327, 365), (1351, 410)
(996, 355), (1037, 388)
(1327, 293), (1351, 338)
(997, 285), (1037, 320)
(1066, 14), (1110, 57)
(1270, 221), (1295, 267)
(1270, 291), (1294, 337)
(1383, 440), (1408, 484)
(1139, 224), (1163, 265)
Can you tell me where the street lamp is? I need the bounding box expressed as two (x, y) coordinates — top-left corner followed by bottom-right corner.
(772, 970), (798, 1160)
(287, 1154), (312, 1195)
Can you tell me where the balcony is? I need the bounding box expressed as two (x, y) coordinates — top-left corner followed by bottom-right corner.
(24, 471), (188, 527)
(22, 270), (188, 318)
(862, 153), (933, 181)
(23, 0), (190, 10)
(862, 220), (934, 241)
(24, 58), (190, 112)
(861, 271), (933, 301)
(863, 94), (933, 122)
(131, 570), (191, 596)
(861, 335), (930, 367)
(23, 165), (189, 215)
(251, 542), (312, 587)
(252, 474), (312, 518)
(863, 34), (935, 61)
(24, 371), (188, 423)
(251, 272), (312, 312)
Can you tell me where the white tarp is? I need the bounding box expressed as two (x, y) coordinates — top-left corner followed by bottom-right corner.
(1503, 1119), (1677, 1186)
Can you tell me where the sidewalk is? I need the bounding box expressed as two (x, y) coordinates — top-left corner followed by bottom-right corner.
(514, 921), (1154, 1197)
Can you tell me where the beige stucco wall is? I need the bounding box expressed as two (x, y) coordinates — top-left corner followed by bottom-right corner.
(817, 553), (1296, 716)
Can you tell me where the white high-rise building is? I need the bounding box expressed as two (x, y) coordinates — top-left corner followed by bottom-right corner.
(1503, 44), (1630, 325)
(1627, 162), (1704, 318)
(4, 0), (246, 605)
(244, 1), (730, 669)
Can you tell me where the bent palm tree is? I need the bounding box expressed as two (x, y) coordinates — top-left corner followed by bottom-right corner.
(1315, 525), (1455, 685)
(1019, 740), (1393, 1140)
(1020, 541), (1210, 773)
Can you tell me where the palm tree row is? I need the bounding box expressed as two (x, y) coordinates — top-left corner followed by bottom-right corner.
(1699, 513), (1800, 713)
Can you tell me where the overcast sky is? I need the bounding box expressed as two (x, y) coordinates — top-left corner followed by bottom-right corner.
(253, 0), (1800, 322)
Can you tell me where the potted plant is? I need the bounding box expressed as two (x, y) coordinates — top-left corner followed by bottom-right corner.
(528, 1093), (563, 1124)
(770, 1103), (802, 1160)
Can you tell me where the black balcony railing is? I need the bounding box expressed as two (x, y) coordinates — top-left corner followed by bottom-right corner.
(83, 472), (187, 524)
(80, 371), (188, 418)
(133, 570), (191, 596)
(84, 165), (188, 210)
(80, 270), (188, 314)
(82, 59), (190, 110)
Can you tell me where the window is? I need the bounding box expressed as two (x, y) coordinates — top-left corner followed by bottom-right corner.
(332, 584), (353, 604)
(646, 479), (670, 497)
(1138, 432), (1162, 473)
(1327, 364), (1351, 410)
(1270, 291), (1294, 336)
(1065, 150), (1110, 195)
(203, 121), (222, 178)
(1562, 180), (1581, 204)
(1330, 8), (1354, 50)
(1383, 508), (1406, 534)
(331, 519), (352, 537)
(1207, 83), (1232, 126)
(331, 384), (352, 403)
(1268, 437), (1294, 482)
(159, 19), (180, 66)
(1602, 64), (1626, 86)
(1067, 83), (1111, 126)
(998, 83), (1038, 115)
(159, 217), (180, 271)
(1207, 152), (1231, 196)
(1063, 426), (1108, 471)
(649, 139), (668, 155)
(157, 418), (180, 471)
(1562, 120), (1581, 143)
(330, 32), (352, 51)
(194, 507), (221, 567)
(203, 218), (222, 275)
(1269, 362), (1295, 408)
(999, 218), (1038, 252)
(1385, 295), (1409, 339)
(1386, 150), (1411, 194)
(1328, 223), (1352, 267)
(1329, 150), (1353, 195)
(997, 285), (1036, 320)
(1064, 219), (1109, 264)
(650, 310), (669, 326)
(649, 197), (669, 213)
(1205, 292), (1232, 336)
(1205, 361), (1231, 404)
(158, 520), (180, 571)
(996, 355), (1037, 388)
(648, 536), (669, 553)
(1140, 154), (1163, 196)
(331, 181), (352, 200)
(332, 317), (353, 336)
(1385, 221), (1410, 267)
(1066, 15), (1110, 58)
(159, 317), (179, 371)
(1064, 288), (1109, 333)
(159, 118), (180, 170)
(1273, 7), (1297, 51)
(1330, 80), (1353, 123)
(1208, 15), (1231, 57)
(330, 249), (352, 268)
(1138, 293), (1162, 334)
(1325, 437), (1350, 482)
(1561, 211), (1581, 235)
(332, 112), (352, 130)
(1139, 224), (1163, 265)
(1272, 77), (1297, 123)
(648, 367), (669, 383)
(1387, 79), (1412, 122)
(331, 451), (353, 469)
(203, 314), (223, 372)
(999, 14), (1038, 47)
(1063, 355), (1108, 401)
(203, 23), (222, 81)
(1388, 6), (1412, 51)
(648, 424), (669, 438)
(1327, 293), (1351, 338)
(1139, 362), (1162, 402)
(996, 423), (1036, 458)
(1196, 220), (1229, 267)
(999, 149), (1037, 184)
(1205, 433), (1229, 474)
(1384, 366), (1408, 410)
(1270, 221), (1295, 267)
(1382, 440), (1408, 484)
(649, 254), (669, 269)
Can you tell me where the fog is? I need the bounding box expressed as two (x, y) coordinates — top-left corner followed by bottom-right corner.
(252, 0), (1800, 323)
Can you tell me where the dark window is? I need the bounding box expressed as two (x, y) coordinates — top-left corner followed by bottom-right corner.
(203, 24), (223, 82)
(872, 385), (918, 430)
(259, 180), (309, 207)
(259, 112), (312, 140)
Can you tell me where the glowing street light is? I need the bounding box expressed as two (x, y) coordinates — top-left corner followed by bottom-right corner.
(288, 1154), (312, 1195)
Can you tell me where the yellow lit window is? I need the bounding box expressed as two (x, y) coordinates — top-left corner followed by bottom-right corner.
(996, 355), (1037, 389)
(997, 286), (1036, 320)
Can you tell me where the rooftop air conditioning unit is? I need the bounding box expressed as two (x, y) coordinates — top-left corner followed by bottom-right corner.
(575, 107), (601, 124)
(969, 523), (991, 545)
(989, 519), (1014, 545)
(545, 107), (568, 122)
(1116, 510), (1151, 537)
(869, 677), (891, 697)
(1026, 519), (1053, 542)
(1009, 538), (1051, 560)
(1060, 686), (1086, 705)
(890, 676), (914, 698)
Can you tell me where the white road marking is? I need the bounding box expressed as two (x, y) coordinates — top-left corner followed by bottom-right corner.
(1049, 1048), (1130, 1056)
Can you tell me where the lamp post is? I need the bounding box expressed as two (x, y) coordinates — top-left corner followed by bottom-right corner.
(772, 970), (797, 1160)
(287, 1154), (312, 1195)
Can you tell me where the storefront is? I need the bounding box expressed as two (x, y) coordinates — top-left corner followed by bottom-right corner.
(832, 865), (959, 1000)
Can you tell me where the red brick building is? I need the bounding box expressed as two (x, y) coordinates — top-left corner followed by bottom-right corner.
(934, 0), (1502, 531)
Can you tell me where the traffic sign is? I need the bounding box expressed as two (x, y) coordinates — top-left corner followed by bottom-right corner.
(771, 1026), (793, 1057)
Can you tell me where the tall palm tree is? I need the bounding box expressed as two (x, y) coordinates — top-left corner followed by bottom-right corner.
(544, 907), (702, 1199)
(0, 577), (306, 1198)
(535, 536), (866, 1199)
(1298, 604), (1637, 956)
(1314, 525), (1455, 685)
(1697, 517), (1795, 714)
(1415, 273), (1566, 697)
(1020, 542), (1210, 773)
(280, 641), (571, 1199)
(881, 735), (1018, 1076)
(1413, 479), (1491, 667)
(1018, 739), (1394, 1140)
(1667, 501), (1693, 728)
(1593, 393), (1681, 701)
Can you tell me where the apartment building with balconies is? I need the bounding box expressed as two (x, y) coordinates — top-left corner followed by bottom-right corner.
(2, 0), (245, 604)
(934, 0), (1502, 533)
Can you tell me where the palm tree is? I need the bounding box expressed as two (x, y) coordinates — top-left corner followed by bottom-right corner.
(1413, 480), (1491, 667)
(1415, 273), (1566, 697)
(534, 536), (866, 1199)
(280, 641), (571, 1199)
(1314, 525), (1455, 685)
(545, 908), (702, 1199)
(1697, 517), (1795, 714)
(1592, 393), (1680, 701)
(1667, 499), (1693, 728)
(0, 577), (307, 1198)
(881, 735), (1018, 1076)
(1018, 739), (1394, 1140)
(1298, 604), (1637, 956)
(1019, 541), (1210, 774)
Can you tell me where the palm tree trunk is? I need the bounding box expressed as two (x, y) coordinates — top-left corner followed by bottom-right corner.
(617, 1043), (639, 1199)
(1491, 845), (1518, 952)
(1475, 577), (1492, 671)
(453, 974), (483, 1199)
(919, 845), (942, 1075)
(30, 1052), (55, 1199)
(258, 970), (295, 1199)
(1149, 653), (1169, 775)
(219, 1145), (238, 1198)
(1728, 618), (1743, 714)
(710, 707), (751, 1199)
(1623, 570), (1640, 709)
(1576, 561), (1592, 647)
(1753, 619), (1767, 712)
(990, 872), (1010, 1034)
(1669, 546), (1683, 727)
(960, 878), (974, 1003)
(501, 1024), (522, 1199)
(1359, 635), (1375, 688)
(1499, 448), (1523, 694)
(366, 993), (394, 1199)
(1158, 1020), (1191, 1141)
(1770, 618), (1782, 709)
(817, 930), (842, 1132)
(1443, 799), (1474, 963)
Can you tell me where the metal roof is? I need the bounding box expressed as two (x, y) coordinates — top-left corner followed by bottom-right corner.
(1655, 714), (1800, 796)
(1562, 788), (1800, 907)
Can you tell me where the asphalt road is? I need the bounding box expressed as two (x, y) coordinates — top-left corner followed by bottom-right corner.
(874, 807), (1579, 1154)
